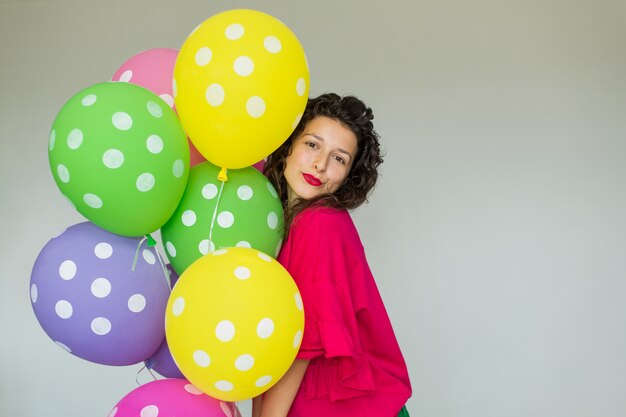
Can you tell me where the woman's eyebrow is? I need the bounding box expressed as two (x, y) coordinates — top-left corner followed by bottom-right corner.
(305, 134), (353, 158)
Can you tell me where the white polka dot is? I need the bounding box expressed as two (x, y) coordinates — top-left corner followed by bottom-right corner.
(182, 210), (197, 226)
(172, 296), (185, 316)
(292, 112), (303, 129)
(293, 330), (303, 348)
(215, 380), (234, 392)
(216, 320), (235, 342)
(257, 318), (274, 339)
(220, 402), (234, 417)
(136, 173), (155, 192)
(173, 159), (185, 178)
(49, 130), (56, 151)
(234, 56), (254, 76)
(255, 376), (272, 387)
(234, 354), (255, 372)
(119, 70), (133, 82)
(94, 242), (113, 259)
(264, 36), (282, 53)
(55, 300), (73, 319)
(296, 78), (306, 96)
(225, 23), (244, 40)
(246, 96), (266, 118)
(128, 294), (147, 313)
(82, 94), (97, 106)
(59, 260), (77, 280)
(236, 241), (251, 248)
(202, 183), (218, 199)
(199, 239), (215, 255)
(267, 212), (279, 229)
(295, 292), (303, 311)
(195, 47), (213, 66)
(112, 112), (132, 130)
(57, 164), (70, 183)
(266, 182), (278, 198)
(30, 284), (38, 303)
(142, 249), (156, 264)
(193, 350), (211, 367)
(147, 101), (163, 118)
(91, 317), (112, 335)
(184, 384), (203, 395)
(102, 149), (124, 169)
(258, 252), (272, 262)
(166, 241), (177, 257)
(140, 405), (159, 417)
(206, 84), (225, 106)
(212, 249), (228, 256)
(234, 266), (251, 280)
(160, 94), (174, 108)
(237, 185), (253, 200)
(146, 135), (164, 154)
(91, 278), (112, 298)
(217, 211), (234, 228)
(84, 193), (103, 209)
(67, 129), (83, 149)
(55, 341), (72, 353)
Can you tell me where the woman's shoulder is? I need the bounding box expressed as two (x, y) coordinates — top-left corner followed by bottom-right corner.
(289, 206), (362, 250)
(294, 205), (353, 227)
(292, 206), (356, 233)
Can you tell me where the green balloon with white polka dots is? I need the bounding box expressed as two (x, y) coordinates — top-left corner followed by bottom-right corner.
(161, 161), (284, 275)
(48, 82), (190, 236)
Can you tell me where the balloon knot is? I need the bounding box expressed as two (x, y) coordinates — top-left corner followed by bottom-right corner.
(145, 234), (157, 247)
(218, 167), (228, 182)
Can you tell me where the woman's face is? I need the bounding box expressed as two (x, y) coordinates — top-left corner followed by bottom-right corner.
(284, 116), (358, 204)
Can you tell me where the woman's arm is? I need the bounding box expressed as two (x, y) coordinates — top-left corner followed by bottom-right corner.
(254, 358), (309, 417)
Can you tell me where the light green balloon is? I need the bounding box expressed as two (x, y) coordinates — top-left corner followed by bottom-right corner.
(48, 82), (190, 236)
(161, 162), (284, 275)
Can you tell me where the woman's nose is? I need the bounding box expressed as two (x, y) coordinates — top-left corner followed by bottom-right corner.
(314, 157), (326, 172)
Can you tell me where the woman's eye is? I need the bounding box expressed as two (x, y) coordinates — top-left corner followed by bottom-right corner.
(305, 141), (317, 149)
(334, 155), (346, 165)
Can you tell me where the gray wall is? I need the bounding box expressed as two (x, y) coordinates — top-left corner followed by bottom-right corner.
(2, 0), (626, 416)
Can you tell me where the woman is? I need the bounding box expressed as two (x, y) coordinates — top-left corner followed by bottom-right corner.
(255, 93), (412, 417)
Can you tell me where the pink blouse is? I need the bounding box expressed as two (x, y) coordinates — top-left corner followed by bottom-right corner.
(278, 207), (412, 417)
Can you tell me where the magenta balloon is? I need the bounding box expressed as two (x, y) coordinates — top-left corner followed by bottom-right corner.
(109, 378), (240, 417)
(30, 222), (170, 365)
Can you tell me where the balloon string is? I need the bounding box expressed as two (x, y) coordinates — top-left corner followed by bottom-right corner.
(135, 364), (158, 385)
(208, 174), (227, 253)
(155, 248), (171, 291)
(131, 235), (169, 289)
(131, 236), (148, 272)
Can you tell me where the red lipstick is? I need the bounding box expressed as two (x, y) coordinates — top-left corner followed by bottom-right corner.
(302, 173), (322, 186)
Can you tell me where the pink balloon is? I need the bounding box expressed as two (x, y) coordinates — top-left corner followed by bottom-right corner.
(112, 48), (178, 110)
(112, 48), (208, 167)
(252, 159), (266, 173)
(109, 379), (240, 417)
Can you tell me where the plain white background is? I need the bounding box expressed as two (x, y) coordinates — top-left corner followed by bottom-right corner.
(2, 0), (626, 416)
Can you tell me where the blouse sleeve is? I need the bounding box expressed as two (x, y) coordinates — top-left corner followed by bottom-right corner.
(279, 208), (375, 400)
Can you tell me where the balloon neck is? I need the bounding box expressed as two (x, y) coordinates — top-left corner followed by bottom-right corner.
(218, 167), (228, 182)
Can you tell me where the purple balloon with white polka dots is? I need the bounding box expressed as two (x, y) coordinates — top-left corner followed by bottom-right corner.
(30, 222), (170, 366)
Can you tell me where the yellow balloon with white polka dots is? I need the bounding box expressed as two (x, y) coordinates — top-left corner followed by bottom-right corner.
(165, 247), (305, 401)
(174, 9), (310, 169)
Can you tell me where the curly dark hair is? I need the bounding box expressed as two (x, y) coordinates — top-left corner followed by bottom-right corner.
(264, 93), (384, 233)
